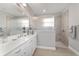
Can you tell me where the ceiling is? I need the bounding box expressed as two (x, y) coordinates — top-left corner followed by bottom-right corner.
(0, 3), (70, 17)
(0, 3), (23, 17)
(28, 3), (70, 16)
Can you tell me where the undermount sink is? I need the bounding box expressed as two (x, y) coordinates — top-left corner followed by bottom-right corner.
(17, 34), (27, 38)
(0, 33), (28, 45)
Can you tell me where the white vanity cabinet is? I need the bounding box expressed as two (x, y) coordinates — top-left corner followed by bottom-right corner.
(5, 33), (37, 56)
(32, 35), (37, 54)
(6, 47), (23, 56)
(22, 39), (33, 56)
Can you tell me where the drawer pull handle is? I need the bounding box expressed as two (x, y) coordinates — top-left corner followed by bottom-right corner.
(15, 49), (21, 53)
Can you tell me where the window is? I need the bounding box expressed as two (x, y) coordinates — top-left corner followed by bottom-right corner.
(21, 19), (29, 27)
(43, 17), (54, 27)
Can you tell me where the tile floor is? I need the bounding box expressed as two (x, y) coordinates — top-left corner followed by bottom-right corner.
(34, 41), (77, 56)
(33, 47), (77, 56)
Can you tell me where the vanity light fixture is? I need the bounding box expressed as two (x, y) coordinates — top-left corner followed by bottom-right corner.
(22, 3), (27, 7)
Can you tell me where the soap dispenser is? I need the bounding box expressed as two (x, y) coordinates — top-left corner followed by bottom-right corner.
(27, 26), (34, 35)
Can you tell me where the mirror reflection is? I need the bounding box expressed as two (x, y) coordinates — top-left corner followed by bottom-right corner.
(0, 3), (30, 38)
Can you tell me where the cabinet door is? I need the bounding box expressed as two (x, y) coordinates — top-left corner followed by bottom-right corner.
(32, 36), (37, 54)
(22, 47), (29, 56)
(22, 43), (29, 56)
(28, 42), (33, 56)
(22, 39), (33, 56)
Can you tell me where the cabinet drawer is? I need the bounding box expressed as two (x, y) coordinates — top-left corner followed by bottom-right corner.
(6, 48), (23, 56)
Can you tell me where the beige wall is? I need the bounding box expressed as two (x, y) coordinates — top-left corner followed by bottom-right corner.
(54, 10), (69, 46)
(69, 4), (79, 52)
(54, 15), (62, 41)
(31, 17), (43, 29)
(60, 10), (69, 46)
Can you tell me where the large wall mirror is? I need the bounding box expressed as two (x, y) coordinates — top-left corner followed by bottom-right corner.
(0, 3), (30, 38)
(9, 16), (29, 35)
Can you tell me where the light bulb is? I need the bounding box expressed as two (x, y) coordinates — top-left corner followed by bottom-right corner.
(22, 3), (27, 7)
(43, 9), (46, 13)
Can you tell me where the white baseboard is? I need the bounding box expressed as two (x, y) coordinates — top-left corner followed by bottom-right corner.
(69, 46), (79, 56)
(37, 46), (56, 50)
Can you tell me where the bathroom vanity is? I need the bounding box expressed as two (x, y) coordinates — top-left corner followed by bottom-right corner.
(0, 33), (37, 56)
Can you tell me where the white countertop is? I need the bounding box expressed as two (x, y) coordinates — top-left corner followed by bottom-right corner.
(0, 33), (37, 56)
